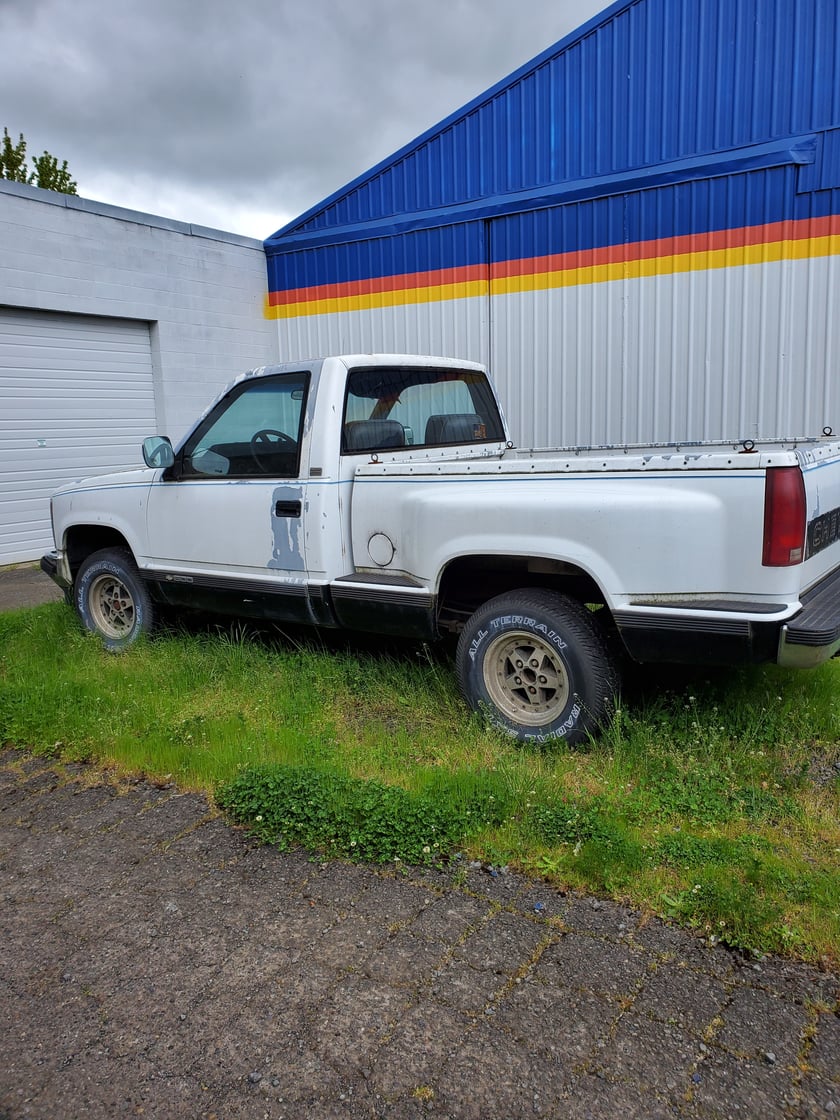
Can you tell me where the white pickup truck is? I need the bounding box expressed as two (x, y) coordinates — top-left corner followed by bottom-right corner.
(42, 354), (840, 744)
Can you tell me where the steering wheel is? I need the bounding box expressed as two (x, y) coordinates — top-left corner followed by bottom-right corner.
(250, 428), (297, 472)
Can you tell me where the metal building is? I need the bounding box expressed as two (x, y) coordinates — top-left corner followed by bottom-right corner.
(0, 181), (276, 565)
(265, 0), (840, 449)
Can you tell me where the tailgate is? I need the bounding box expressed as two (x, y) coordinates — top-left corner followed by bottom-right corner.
(801, 440), (840, 586)
(777, 440), (840, 666)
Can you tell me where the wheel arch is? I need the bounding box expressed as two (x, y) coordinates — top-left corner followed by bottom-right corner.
(436, 553), (610, 634)
(64, 525), (136, 580)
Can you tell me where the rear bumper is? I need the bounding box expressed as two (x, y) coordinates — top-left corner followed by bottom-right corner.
(777, 567), (840, 668)
(40, 551), (72, 591)
(615, 573), (840, 669)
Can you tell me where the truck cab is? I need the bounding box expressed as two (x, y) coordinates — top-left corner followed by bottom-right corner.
(45, 355), (509, 634)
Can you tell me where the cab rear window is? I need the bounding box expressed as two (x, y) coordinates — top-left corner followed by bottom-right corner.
(342, 367), (504, 453)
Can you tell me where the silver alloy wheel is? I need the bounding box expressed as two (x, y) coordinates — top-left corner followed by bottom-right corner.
(482, 630), (570, 726)
(87, 572), (136, 639)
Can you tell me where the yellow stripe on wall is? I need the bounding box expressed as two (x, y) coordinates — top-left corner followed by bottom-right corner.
(491, 235), (840, 296)
(266, 279), (489, 320)
(265, 233), (840, 320)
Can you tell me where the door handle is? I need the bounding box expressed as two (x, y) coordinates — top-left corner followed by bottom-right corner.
(274, 500), (302, 518)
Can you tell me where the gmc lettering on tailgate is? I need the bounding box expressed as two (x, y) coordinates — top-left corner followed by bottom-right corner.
(807, 505), (840, 558)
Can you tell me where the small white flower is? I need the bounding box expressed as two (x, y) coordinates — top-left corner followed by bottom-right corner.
(422, 845), (431, 854)
(255, 815), (263, 822)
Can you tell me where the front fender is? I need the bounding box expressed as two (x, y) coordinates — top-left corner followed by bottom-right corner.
(52, 471), (156, 564)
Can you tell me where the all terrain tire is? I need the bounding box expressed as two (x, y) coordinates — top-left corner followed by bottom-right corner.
(455, 588), (620, 745)
(74, 548), (154, 651)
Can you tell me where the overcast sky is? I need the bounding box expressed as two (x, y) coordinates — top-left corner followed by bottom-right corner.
(1, 0), (610, 240)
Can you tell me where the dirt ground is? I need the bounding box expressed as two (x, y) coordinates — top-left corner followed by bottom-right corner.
(1, 747), (838, 1120)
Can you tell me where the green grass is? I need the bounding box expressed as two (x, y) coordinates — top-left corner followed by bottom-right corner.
(1, 601), (839, 964)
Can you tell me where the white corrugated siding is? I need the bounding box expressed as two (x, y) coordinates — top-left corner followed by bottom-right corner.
(0, 308), (156, 565)
(278, 295), (490, 368)
(274, 248), (839, 450)
(490, 255), (840, 449)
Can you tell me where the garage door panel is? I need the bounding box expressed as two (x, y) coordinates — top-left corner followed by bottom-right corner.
(0, 307), (156, 566)
(2, 426), (153, 444)
(2, 341), (153, 366)
(4, 409), (156, 427)
(1, 334), (153, 352)
(1, 448), (147, 480)
(3, 422), (152, 438)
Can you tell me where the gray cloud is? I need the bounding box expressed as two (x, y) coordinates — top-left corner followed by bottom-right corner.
(1, 0), (609, 235)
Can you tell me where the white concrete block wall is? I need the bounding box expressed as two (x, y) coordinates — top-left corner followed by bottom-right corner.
(0, 180), (278, 444)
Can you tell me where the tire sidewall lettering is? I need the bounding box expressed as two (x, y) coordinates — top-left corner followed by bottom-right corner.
(480, 695), (583, 743)
(469, 614), (569, 663)
(468, 626), (489, 662)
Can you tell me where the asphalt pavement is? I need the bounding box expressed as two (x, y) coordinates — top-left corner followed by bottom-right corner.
(0, 563), (63, 612)
(1, 566), (838, 1119)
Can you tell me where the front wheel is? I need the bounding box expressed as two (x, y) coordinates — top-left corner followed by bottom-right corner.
(455, 589), (620, 745)
(74, 548), (154, 651)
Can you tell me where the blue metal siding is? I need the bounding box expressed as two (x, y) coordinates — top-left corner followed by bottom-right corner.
(488, 163), (840, 276)
(268, 153), (838, 300)
(266, 221), (486, 298)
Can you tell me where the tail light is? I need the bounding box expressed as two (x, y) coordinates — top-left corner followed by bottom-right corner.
(763, 466), (806, 566)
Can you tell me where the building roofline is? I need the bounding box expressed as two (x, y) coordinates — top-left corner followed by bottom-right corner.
(0, 178), (264, 250)
(264, 133), (818, 256)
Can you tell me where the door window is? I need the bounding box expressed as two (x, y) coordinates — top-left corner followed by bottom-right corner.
(178, 373), (309, 478)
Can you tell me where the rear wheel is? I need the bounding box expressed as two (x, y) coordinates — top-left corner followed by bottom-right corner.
(74, 548), (154, 651)
(456, 589), (619, 745)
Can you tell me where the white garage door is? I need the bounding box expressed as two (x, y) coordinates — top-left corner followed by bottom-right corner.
(0, 308), (157, 566)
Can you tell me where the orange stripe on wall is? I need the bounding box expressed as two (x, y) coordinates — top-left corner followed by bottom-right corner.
(267, 262), (488, 308)
(489, 214), (840, 280)
(265, 215), (840, 319)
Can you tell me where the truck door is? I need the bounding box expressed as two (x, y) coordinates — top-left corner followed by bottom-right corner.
(144, 371), (312, 622)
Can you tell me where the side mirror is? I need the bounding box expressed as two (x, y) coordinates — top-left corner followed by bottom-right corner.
(142, 436), (175, 469)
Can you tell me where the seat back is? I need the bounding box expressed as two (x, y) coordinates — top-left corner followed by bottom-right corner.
(343, 419), (406, 452)
(424, 413), (486, 445)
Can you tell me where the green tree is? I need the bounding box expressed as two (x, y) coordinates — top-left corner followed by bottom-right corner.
(0, 128), (77, 195)
(29, 150), (77, 194)
(0, 129), (28, 183)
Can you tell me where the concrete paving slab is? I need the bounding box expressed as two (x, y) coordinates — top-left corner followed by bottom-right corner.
(0, 564), (63, 611)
